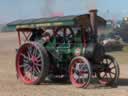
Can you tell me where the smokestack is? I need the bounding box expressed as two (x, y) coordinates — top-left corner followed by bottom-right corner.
(89, 9), (98, 42)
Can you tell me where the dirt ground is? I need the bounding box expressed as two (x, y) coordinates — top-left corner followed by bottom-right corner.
(0, 32), (128, 96)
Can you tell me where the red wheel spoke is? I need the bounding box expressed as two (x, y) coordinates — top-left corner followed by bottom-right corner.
(35, 56), (41, 63)
(110, 66), (115, 70)
(106, 73), (109, 78)
(108, 73), (113, 79)
(27, 52), (31, 59)
(19, 63), (29, 68)
(110, 72), (115, 75)
(21, 53), (29, 60)
(32, 48), (36, 56)
(34, 63), (41, 67)
(102, 73), (107, 79)
(28, 66), (32, 72)
(30, 69), (35, 80)
(23, 59), (29, 63)
(35, 66), (41, 73)
(36, 59), (41, 63)
(25, 65), (32, 73)
(33, 48), (38, 57)
(28, 46), (33, 53)
(27, 46), (32, 57)
(37, 54), (41, 59)
(33, 67), (40, 75)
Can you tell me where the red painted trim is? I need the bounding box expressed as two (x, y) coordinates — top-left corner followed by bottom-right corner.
(22, 32), (27, 41)
(18, 31), (21, 46)
(16, 29), (36, 45)
(27, 32), (32, 40)
(22, 31), (32, 42)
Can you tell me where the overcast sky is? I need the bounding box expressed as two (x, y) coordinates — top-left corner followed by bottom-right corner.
(0, 0), (128, 24)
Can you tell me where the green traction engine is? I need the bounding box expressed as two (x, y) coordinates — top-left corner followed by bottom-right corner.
(8, 9), (120, 88)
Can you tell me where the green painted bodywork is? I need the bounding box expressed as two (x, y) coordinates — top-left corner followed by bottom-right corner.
(45, 32), (83, 66)
(36, 29), (83, 66)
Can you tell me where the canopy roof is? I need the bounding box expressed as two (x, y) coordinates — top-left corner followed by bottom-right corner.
(7, 14), (106, 29)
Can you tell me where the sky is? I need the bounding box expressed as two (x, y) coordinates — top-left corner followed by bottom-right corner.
(0, 0), (128, 24)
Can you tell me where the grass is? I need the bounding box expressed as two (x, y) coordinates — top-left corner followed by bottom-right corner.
(123, 45), (128, 52)
(108, 51), (128, 64)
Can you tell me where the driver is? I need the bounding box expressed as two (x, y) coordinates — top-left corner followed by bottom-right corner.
(41, 29), (53, 44)
(65, 29), (73, 43)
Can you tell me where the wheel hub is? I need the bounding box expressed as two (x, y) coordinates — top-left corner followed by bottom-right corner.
(74, 63), (88, 79)
(31, 56), (38, 64)
(103, 64), (111, 72)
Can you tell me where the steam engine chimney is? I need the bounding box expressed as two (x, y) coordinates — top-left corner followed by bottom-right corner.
(89, 9), (98, 42)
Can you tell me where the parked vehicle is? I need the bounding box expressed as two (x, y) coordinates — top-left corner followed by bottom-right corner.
(99, 34), (123, 51)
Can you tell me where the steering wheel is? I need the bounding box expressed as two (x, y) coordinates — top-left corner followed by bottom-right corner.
(56, 27), (74, 44)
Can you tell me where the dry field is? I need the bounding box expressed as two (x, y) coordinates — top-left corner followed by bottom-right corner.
(0, 32), (128, 96)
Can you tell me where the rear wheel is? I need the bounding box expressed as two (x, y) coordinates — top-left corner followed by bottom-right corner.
(69, 56), (91, 88)
(96, 55), (120, 86)
(16, 42), (49, 85)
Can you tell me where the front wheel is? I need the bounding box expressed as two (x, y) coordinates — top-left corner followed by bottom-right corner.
(96, 55), (120, 86)
(69, 56), (92, 88)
